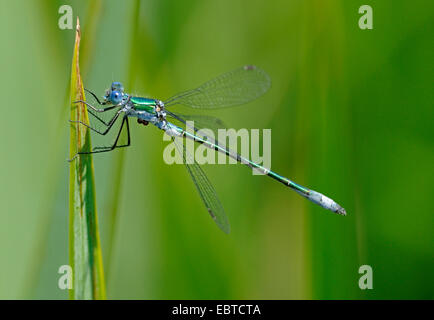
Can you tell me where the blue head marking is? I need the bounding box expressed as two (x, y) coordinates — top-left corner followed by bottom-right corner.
(111, 81), (124, 92)
(104, 81), (125, 105)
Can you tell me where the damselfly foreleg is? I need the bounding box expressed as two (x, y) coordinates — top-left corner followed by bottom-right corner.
(84, 88), (106, 105)
(69, 108), (123, 135)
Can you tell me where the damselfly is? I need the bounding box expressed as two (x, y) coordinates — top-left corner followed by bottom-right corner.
(70, 65), (346, 233)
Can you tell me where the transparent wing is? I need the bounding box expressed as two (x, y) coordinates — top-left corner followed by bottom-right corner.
(172, 137), (230, 233)
(166, 110), (226, 134)
(164, 65), (271, 109)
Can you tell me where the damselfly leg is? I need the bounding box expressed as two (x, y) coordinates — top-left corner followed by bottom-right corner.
(84, 88), (106, 105)
(69, 109), (131, 161)
(91, 116), (131, 152)
(69, 108), (123, 135)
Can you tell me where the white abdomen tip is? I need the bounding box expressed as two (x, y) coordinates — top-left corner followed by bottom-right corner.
(307, 190), (347, 216)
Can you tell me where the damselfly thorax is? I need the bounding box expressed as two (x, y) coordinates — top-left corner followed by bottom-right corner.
(127, 96), (168, 129)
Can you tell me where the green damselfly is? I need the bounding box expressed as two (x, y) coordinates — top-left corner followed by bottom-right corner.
(70, 65), (346, 233)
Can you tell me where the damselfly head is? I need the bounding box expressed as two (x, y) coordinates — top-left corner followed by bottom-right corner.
(103, 81), (125, 105)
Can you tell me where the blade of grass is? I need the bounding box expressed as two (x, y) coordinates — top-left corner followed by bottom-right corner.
(23, 2), (104, 298)
(69, 17), (106, 300)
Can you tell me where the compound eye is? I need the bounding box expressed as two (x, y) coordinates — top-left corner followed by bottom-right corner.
(111, 82), (124, 92)
(110, 90), (123, 104)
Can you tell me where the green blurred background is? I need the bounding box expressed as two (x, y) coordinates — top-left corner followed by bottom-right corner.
(0, 0), (432, 299)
